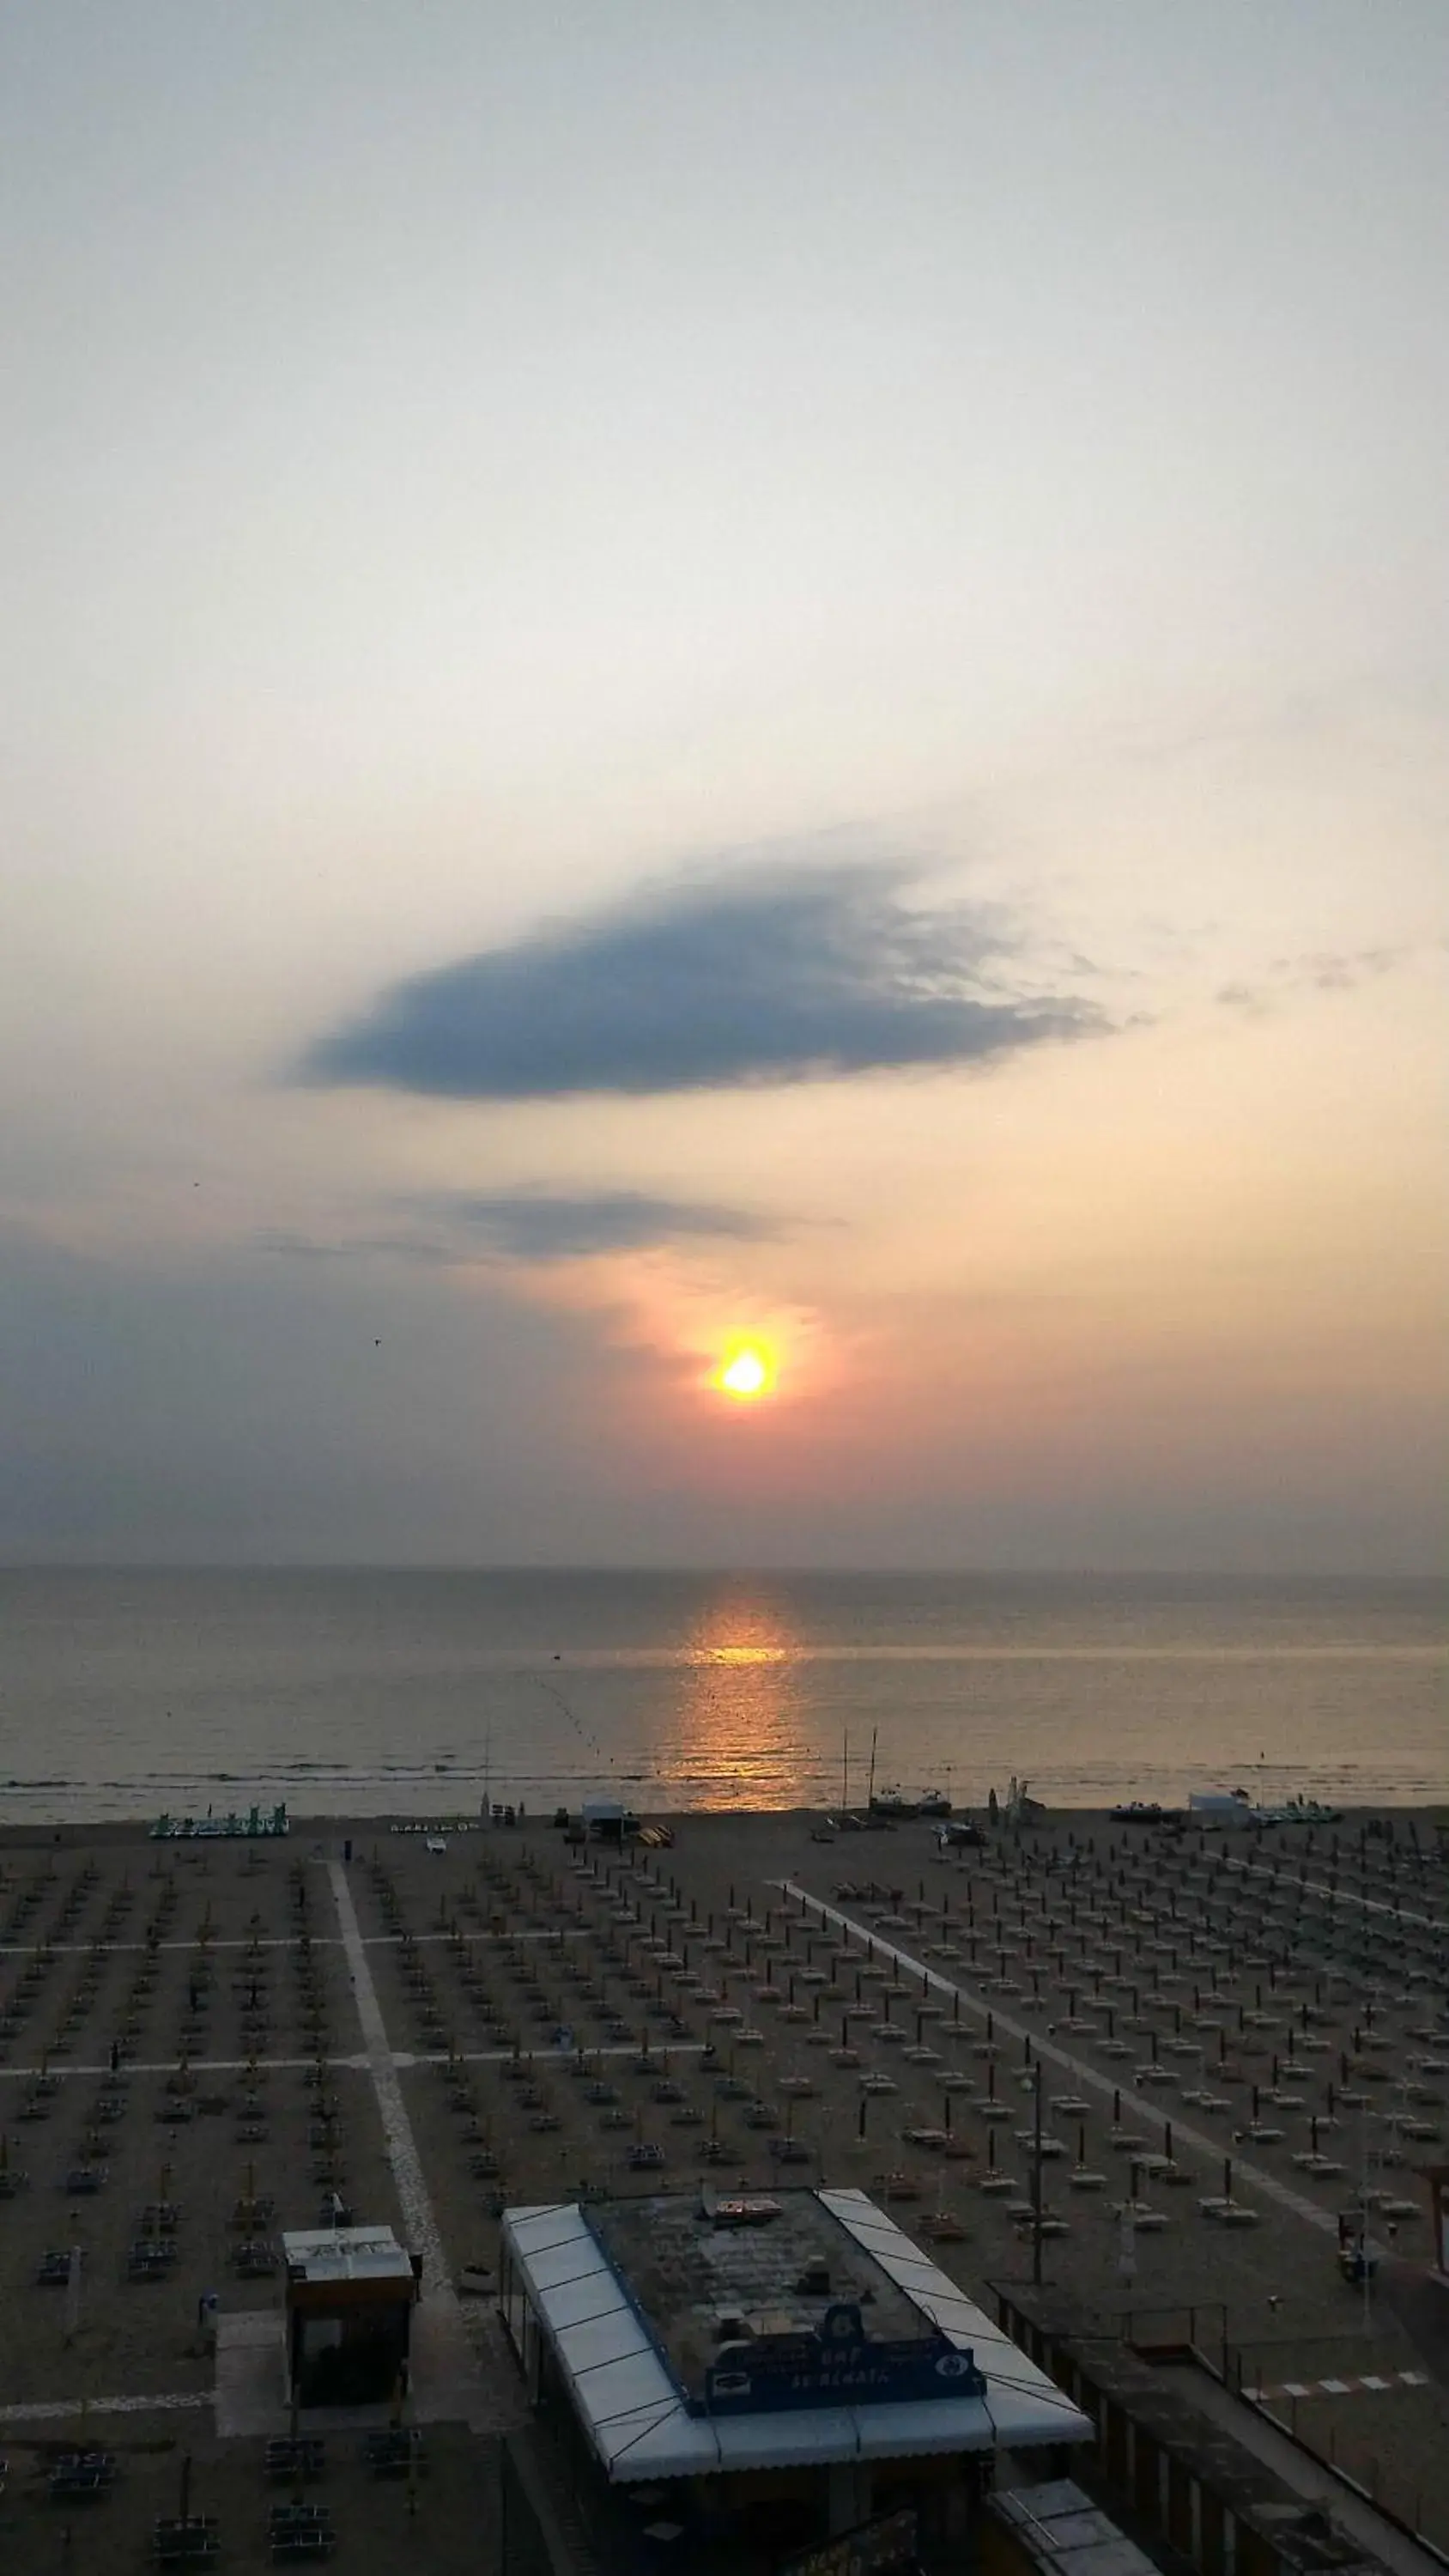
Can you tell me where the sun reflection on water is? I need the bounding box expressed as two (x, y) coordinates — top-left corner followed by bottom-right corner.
(694, 1643), (789, 1667)
(665, 1592), (809, 1808)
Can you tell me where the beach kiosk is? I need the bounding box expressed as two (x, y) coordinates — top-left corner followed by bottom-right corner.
(282, 2226), (420, 2408)
(581, 1797), (640, 1845)
(499, 2187), (1091, 2568)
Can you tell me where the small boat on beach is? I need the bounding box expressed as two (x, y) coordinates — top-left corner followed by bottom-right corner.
(869, 1785), (953, 1820)
(149, 1802), (289, 1841)
(1258, 1795), (1343, 1825)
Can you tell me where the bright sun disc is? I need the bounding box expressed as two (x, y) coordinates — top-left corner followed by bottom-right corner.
(717, 1343), (773, 1400)
(722, 1350), (767, 1396)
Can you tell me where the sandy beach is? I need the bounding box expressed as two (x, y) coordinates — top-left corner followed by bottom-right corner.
(2, 1802), (1446, 2569)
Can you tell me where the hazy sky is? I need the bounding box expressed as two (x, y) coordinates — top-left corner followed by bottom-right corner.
(3, 3), (1446, 1570)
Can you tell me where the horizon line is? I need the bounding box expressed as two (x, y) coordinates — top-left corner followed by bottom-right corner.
(0, 1559), (1440, 1587)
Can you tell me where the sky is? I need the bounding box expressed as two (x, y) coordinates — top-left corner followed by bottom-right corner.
(2, 2), (1446, 1571)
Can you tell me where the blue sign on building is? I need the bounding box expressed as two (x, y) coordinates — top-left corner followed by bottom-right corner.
(700, 2301), (986, 2416)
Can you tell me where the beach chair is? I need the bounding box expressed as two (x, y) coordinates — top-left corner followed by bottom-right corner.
(50, 2450), (117, 2503)
(269, 2502), (335, 2560)
(264, 2438), (326, 2485)
(361, 2427), (425, 2480)
(153, 2514), (220, 2564)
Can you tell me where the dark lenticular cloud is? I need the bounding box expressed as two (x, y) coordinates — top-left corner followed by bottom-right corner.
(302, 862), (1104, 1099)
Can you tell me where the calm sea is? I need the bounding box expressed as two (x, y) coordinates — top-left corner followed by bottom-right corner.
(0, 1570), (1442, 1825)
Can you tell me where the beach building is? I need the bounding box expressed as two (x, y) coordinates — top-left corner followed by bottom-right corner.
(282, 2224), (420, 2409)
(991, 2287), (1410, 2576)
(497, 2184), (1092, 2570)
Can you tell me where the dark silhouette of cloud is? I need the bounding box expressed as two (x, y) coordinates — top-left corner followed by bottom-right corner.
(257, 1188), (774, 1269)
(302, 862), (1105, 1100)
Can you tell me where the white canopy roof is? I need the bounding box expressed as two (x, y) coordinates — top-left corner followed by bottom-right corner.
(500, 2188), (1093, 2483)
(994, 2478), (1159, 2576)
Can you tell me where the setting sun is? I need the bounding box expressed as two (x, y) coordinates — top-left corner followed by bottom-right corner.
(715, 1340), (776, 1401)
(723, 1349), (767, 1397)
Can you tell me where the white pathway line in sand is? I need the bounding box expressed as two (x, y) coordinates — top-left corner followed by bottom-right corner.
(0, 2391), (210, 2424)
(777, 1881), (1338, 2239)
(0, 1938), (341, 1955)
(0, 2055), (370, 2080)
(0, 1928), (591, 1959)
(1222, 1857), (1448, 1942)
(396, 2041), (705, 2069)
(329, 1862), (505, 2429)
(0, 2038), (703, 2082)
(326, 1861), (453, 2299)
(361, 1928), (592, 1947)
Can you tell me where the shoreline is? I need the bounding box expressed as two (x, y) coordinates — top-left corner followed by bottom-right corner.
(3, 1794), (1449, 1847)
(3, 1569), (1442, 1835)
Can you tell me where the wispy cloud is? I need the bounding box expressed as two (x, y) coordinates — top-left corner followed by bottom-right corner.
(301, 860), (1106, 1101)
(423, 1188), (775, 1262)
(258, 1188), (776, 1269)
(256, 1226), (455, 1267)
(1216, 944), (1413, 1016)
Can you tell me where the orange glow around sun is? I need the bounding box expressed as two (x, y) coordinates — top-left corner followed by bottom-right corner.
(713, 1339), (777, 1401)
